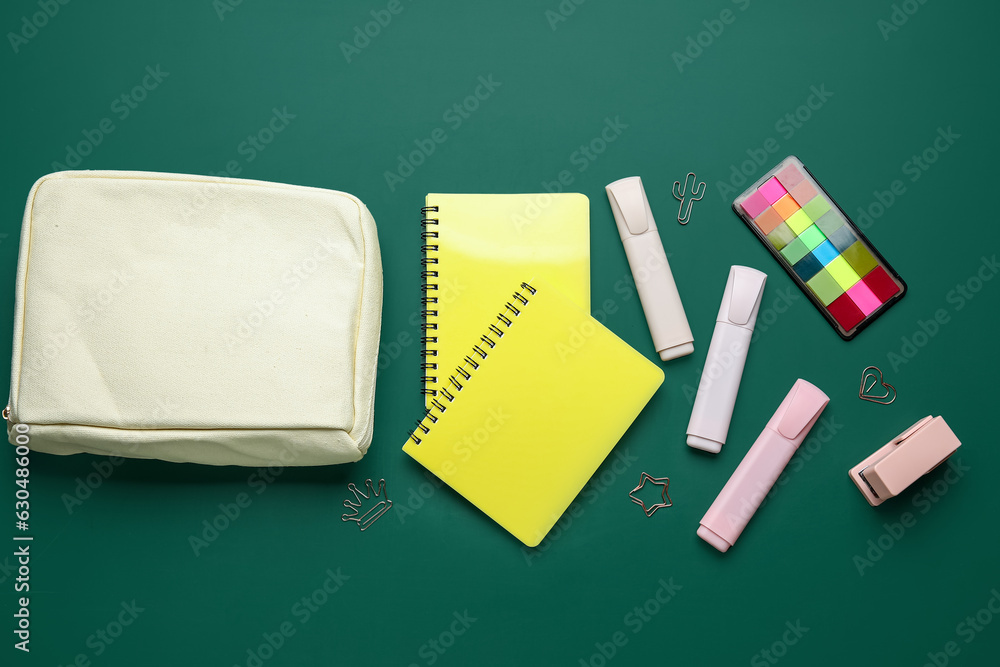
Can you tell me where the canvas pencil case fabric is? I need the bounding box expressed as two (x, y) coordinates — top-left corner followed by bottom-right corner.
(5, 171), (382, 466)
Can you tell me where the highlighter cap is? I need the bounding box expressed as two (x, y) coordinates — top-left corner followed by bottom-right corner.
(717, 266), (767, 330)
(765, 379), (830, 447)
(605, 176), (657, 240)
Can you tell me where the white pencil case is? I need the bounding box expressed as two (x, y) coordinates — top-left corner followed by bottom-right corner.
(5, 171), (382, 466)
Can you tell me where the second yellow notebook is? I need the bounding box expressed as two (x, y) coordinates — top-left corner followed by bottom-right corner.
(403, 278), (663, 547)
(420, 193), (589, 407)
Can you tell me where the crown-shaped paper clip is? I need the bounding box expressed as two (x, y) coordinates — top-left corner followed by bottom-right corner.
(342, 478), (393, 531)
(629, 472), (672, 517)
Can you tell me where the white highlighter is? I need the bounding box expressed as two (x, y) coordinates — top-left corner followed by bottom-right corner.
(605, 176), (694, 361)
(687, 266), (767, 453)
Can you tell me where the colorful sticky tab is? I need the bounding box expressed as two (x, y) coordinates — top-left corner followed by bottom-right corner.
(741, 191), (770, 219)
(793, 253), (823, 281)
(733, 156), (906, 340)
(759, 177), (788, 204)
(772, 195), (800, 220)
(767, 223), (796, 250)
(846, 281), (882, 316)
(798, 225), (826, 251)
(863, 266), (902, 301)
(802, 196), (832, 222)
(828, 293), (865, 330)
(826, 256), (861, 290)
(807, 269), (844, 306)
(785, 209), (813, 235)
(814, 210), (844, 237)
(775, 164), (806, 190)
(811, 240), (840, 266)
(843, 242), (879, 277)
(827, 225), (858, 253)
(789, 181), (818, 206)
(780, 237), (810, 265)
(754, 207), (784, 234)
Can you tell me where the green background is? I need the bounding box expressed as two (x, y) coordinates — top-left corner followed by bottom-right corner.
(2, 0), (999, 665)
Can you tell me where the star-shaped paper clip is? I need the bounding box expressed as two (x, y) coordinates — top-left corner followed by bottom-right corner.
(629, 472), (672, 517)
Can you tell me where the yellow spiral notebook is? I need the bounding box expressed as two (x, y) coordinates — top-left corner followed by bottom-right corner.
(420, 193), (590, 408)
(403, 278), (663, 547)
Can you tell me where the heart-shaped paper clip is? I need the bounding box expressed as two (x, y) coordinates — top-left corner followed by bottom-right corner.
(859, 366), (896, 405)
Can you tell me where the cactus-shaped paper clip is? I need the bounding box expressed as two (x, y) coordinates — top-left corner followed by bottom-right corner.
(672, 172), (707, 225)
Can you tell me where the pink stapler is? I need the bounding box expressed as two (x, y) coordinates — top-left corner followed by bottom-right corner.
(849, 416), (961, 506)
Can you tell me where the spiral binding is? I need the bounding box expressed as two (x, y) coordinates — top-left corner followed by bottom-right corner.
(420, 205), (440, 395)
(409, 281), (537, 445)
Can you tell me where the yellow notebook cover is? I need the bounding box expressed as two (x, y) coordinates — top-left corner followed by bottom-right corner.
(403, 278), (663, 547)
(421, 193), (589, 408)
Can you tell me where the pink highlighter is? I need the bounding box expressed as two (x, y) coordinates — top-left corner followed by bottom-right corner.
(698, 379), (830, 553)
